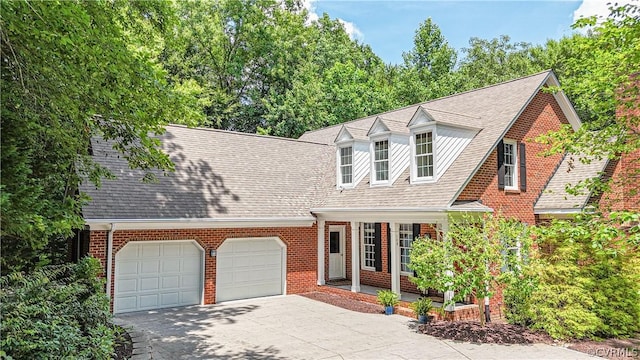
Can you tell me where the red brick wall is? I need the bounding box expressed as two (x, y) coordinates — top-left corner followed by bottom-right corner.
(88, 226), (318, 309)
(457, 90), (569, 224)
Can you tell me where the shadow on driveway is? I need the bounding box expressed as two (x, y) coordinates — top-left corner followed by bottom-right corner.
(115, 303), (287, 359)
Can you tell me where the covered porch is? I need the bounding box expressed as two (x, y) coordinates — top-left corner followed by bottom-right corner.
(313, 209), (458, 312)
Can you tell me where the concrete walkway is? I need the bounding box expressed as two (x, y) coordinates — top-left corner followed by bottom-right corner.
(114, 295), (599, 360)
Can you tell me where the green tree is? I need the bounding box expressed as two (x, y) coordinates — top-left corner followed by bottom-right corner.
(536, 4), (639, 202)
(0, 0), (201, 273)
(410, 214), (528, 325)
(456, 35), (544, 91)
(394, 18), (457, 104)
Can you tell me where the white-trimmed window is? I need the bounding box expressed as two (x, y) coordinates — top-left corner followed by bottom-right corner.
(415, 131), (434, 178)
(362, 223), (376, 270)
(503, 140), (518, 190)
(339, 146), (353, 185)
(399, 224), (413, 273)
(373, 140), (389, 182)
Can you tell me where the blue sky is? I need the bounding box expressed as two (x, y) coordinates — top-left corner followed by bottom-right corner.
(304, 0), (630, 65)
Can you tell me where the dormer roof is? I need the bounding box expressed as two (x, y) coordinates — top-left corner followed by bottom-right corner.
(334, 125), (369, 143)
(367, 117), (410, 137)
(408, 106), (482, 130)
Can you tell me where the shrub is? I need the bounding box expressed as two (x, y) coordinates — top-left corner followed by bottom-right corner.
(0, 257), (115, 359)
(410, 297), (433, 316)
(504, 212), (640, 340)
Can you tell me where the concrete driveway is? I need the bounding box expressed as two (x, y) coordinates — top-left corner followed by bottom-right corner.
(114, 295), (598, 360)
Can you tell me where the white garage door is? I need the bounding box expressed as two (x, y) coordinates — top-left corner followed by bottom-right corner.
(216, 237), (285, 302)
(114, 241), (202, 313)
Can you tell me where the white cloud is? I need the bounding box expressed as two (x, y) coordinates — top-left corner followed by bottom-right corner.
(300, 0), (364, 41)
(301, 0), (319, 23)
(338, 19), (365, 41)
(573, 0), (637, 23)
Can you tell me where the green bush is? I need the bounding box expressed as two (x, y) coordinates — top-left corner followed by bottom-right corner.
(501, 272), (536, 327)
(0, 257), (115, 359)
(502, 212), (640, 340)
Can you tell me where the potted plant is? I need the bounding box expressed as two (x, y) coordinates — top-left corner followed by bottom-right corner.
(410, 297), (433, 324)
(377, 290), (399, 315)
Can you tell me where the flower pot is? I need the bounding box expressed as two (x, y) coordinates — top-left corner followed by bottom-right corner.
(418, 314), (428, 324)
(384, 306), (394, 315)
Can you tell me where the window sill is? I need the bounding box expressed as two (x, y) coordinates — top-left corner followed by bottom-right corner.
(361, 266), (376, 272)
(504, 189), (521, 194)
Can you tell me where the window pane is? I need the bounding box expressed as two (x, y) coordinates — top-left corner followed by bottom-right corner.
(374, 140), (389, 182)
(340, 146), (353, 184)
(415, 132), (434, 179)
(503, 142), (516, 188)
(363, 223), (376, 268)
(399, 224), (414, 272)
(330, 232), (340, 253)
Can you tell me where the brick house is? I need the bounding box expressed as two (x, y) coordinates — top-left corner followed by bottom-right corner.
(82, 70), (601, 314)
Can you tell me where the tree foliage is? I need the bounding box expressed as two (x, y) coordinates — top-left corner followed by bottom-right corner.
(410, 214), (530, 325)
(0, 0), (202, 273)
(0, 257), (115, 359)
(503, 211), (640, 339)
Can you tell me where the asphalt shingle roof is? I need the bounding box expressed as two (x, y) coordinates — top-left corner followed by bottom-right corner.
(82, 126), (333, 220)
(83, 71), (573, 220)
(534, 154), (609, 212)
(308, 71), (553, 210)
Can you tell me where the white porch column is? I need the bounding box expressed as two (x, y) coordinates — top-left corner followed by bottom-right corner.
(439, 220), (455, 312)
(350, 221), (360, 292)
(317, 219), (326, 286)
(389, 222), (401, 299)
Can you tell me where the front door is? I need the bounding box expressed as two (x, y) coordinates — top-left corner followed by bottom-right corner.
(328, 226), (345, 279)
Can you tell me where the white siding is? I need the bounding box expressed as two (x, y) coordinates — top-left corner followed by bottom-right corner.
(390, 135), (410, 184)
(353, 141), (370, 186)
(435, 125), (477, 179)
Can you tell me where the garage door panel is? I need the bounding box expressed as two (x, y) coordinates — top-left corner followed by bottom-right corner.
(161, 276), (179, 289)
(163, 243), (181, 256)
(182, 243), (200, 255)
(160, 292), (179, 306)
(115, 241), (202, 313)
(183, 259), (201, 273)
(139, 277), (159, 291)
(162, 258), (180, 272)
(140, 260), (160, 274)
(116, 297), (137, 313)
(117, 261), (139, 276)
(118, 278), (138, 293)
(142, 244), (161, 257)
(182, 275), (199, 288)
(216, 238), (284, 303)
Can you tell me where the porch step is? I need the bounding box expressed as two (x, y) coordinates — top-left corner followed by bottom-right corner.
(316, 285), (483, 321)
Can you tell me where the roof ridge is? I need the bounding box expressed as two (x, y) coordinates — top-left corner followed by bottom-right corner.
(166, 124), (332, 147)
(300, 70), (553, 136)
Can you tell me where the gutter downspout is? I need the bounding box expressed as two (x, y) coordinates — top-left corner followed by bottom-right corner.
(106, 223), (115, 298)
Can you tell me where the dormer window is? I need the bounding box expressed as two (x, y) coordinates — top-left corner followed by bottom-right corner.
(373, 139), (389, 182)
(415, 131), (434, 178)
(339, 146), (353, 185)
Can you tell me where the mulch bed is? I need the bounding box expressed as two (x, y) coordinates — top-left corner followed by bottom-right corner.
(113, 325), (133, 360)
(300, 291), (383, 314)
(302, 291), (639, 359)
(419, 320), (554, 344)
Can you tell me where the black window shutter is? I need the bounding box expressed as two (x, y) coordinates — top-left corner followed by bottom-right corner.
(412, 224), (421, 276)
(387, 224), (391, 273)
(374, 223), (382, 272)
(519, 142), (527, 192)
(497, 139), (505, 190)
